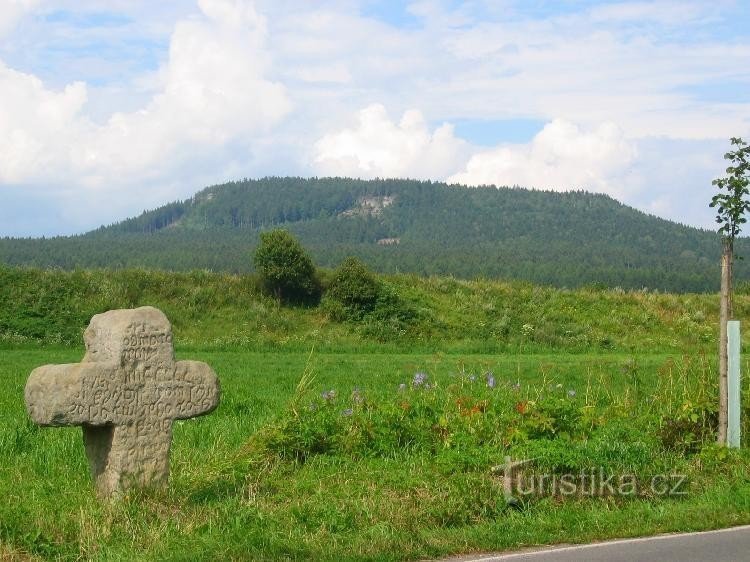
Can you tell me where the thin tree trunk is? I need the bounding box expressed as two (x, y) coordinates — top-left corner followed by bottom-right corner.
(718, 237), (733, 445)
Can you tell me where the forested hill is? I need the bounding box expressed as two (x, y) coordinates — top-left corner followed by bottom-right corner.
(0, 177), (744, 292)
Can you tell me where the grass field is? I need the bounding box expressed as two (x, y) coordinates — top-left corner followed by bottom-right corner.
(2, 267), (750, 559)
(2, 346), (750, 561)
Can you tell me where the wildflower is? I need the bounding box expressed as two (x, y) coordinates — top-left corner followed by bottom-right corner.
(469, 374), (476, 383)
(413, 372), (429, 387)
(321, 390), (336, 401)
(342, 408), (353, 417)
(567, 389), (576, 398)
(398, 383), (407, 392)
(486, 371), (496, 388)
(512, 383), (521, 391)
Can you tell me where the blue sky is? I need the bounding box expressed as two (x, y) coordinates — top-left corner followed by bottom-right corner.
(0, 0), (748, 236)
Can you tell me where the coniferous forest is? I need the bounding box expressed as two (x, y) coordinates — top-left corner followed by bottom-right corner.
(0, 177), (744, 293)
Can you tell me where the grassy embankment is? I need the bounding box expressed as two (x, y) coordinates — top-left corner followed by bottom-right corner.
(1, 266), (750, 560)
(0, 266), (738, 352)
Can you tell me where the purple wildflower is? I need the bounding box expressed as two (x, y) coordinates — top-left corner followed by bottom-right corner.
(413, 372), (429, 387)
(486, 372), (496, 388)
(342, 408), (353, 417)
(321, 390), (336, 401)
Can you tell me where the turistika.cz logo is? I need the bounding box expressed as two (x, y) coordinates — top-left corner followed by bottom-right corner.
(500, 456), (689, 502)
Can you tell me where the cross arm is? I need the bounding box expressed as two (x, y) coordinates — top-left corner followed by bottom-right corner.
(164, 360), (221, 420)
(25, 363), (104, 426)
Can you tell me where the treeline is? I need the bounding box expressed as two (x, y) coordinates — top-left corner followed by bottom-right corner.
(0, 177), (744, 293)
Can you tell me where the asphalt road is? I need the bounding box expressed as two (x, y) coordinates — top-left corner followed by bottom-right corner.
(440, 525), (750, 562)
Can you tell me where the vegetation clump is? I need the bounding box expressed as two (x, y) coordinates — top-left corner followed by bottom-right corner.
(251, 355), (734, 502)
(320, 257), (421, 342)
(323, 257), (381, 320)
(253, 229), (321, 304)
(260, 371), (594, 463)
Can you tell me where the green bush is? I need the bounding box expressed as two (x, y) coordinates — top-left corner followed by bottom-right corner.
(253, 229), (321, 304)
(320, 260), (422, 341)
(324, 257), (380, 319)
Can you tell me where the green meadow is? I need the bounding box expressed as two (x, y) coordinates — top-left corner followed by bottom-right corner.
(1, 267), (750, 560)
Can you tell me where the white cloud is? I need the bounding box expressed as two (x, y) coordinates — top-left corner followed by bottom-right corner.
(0, 0), (291, 190)
(448, 119), (637, 197)
(314, 103), (469, 179)
(71, 0), (290, 186)
(0, 61), (87, 184)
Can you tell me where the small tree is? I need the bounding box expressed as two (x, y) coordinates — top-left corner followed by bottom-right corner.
(709, 137), (750, 445)
(253, 229), (320, 304)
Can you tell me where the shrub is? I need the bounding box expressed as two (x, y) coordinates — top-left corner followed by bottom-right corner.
(325, 257), (380, 319)
(253, 229), (321, 304)
(321, 262), (422, 340)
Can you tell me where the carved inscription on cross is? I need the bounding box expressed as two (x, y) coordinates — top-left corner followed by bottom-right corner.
(24, 306), (220, 498)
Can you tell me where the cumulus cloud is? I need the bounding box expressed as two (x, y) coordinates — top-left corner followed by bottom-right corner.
(72, 0), (290, 186)
(314, 103), (469, 179)
(314, 107), (640, 207)
(448, 119), (637, 197)
(0, 62), (87, 183)
(0, 0), (291, 190)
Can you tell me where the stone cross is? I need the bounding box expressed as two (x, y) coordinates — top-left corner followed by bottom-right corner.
(24, 306), (220, 498)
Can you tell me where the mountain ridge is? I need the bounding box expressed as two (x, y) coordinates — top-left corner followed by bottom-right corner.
(0, 177), (743, 292)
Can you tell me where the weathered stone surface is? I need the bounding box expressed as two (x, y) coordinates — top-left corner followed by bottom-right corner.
(24, 306), (220, 498)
